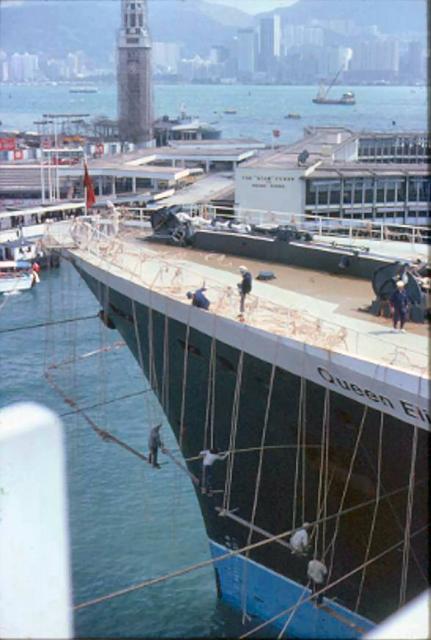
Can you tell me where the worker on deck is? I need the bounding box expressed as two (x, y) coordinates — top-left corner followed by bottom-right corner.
(148, 424), (164, 469)
(289, 523), (310, 555)
(390, 280), (411, 332)
(199, 447), (229, 495)
(238, 265), (252, 318)
(186, 287), (210, 310)
(307, 558), (327, 605)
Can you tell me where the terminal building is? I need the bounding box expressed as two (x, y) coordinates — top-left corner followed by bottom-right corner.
(235, 128), (430, 226)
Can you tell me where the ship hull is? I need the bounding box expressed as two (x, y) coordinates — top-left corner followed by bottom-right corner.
(72, 254), (429, 638)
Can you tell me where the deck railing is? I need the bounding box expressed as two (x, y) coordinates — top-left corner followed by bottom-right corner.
(43, 219), (428, 377)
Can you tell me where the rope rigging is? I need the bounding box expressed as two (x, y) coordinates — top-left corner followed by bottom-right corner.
(241, 355), (277, 623)
(222, 350), (244, 513)
(355, 412), (384, 612)
(0, 313), (97, 334)
(72, 520), (429, 615)
(179, 319), (191, 448)
(399, 424), (419, 607)
(239, 523), (429, 640)
(292, 377), (305, 531)
(325, 404), (368, 582)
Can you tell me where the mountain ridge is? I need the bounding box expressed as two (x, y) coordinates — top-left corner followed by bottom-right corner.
(0, 0), (426, 64)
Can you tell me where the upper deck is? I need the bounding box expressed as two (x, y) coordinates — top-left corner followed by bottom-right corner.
(44, 218), (429, 380)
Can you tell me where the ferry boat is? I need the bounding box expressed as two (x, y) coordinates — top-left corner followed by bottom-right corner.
(45, 213), (429, 638)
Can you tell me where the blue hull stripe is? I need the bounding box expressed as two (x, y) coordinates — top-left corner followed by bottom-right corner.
(209, 540), (374, 639)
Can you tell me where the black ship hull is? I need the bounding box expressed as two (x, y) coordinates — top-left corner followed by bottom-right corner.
(73, 256), (429, 638)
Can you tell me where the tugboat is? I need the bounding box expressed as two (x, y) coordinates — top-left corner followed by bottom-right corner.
(313, 68), (355, 105)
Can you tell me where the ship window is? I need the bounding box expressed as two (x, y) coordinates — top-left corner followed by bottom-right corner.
(216, 355), (235, 372)
(109, 302), (133, 323)
(177, 339), (202, 357)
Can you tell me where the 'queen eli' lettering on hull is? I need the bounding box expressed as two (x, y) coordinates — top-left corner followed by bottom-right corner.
(317, 366), (430, 427)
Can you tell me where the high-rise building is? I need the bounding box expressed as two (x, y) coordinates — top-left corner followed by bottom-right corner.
(117, 0), (153, 145)
(237, 28), (255, 77)
(259, 14), (281, 72)
(153, 42), (180, 73)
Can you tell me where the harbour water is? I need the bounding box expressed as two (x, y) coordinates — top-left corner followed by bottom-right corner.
(0, 82), (427, 143)
(0, 83), (427, 637)
(0, 262), (252, 638)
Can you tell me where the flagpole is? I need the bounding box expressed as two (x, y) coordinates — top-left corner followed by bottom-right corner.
(84, 153), (88, 216)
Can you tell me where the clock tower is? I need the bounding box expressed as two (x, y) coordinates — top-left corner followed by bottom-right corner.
(117, 0), (153, 145)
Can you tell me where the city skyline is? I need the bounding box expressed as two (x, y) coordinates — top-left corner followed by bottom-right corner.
(0, 0), (427, 86)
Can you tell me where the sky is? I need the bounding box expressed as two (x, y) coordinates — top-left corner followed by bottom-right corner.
(206, 0), (298, 14)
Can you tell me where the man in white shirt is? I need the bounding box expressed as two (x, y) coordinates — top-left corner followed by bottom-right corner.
(200, 447), (229, 495)
(307, 558), (327, 605)
(289, 523), (310, 555)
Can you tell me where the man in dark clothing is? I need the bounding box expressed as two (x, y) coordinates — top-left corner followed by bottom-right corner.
(186, 287), (210, 310)
(148, 424), (163, 468)
(238, 265), (252, 316)
(390, 280), (410, 332)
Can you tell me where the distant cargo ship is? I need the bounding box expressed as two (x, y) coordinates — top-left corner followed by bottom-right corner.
(313, 67), (355, 105)
(69, 87), (99, 94)
(313, 90), (355, 106)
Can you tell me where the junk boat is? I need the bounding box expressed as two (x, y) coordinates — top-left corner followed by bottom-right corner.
(44, 211), (429, 638)
(0, 260), (39, 293)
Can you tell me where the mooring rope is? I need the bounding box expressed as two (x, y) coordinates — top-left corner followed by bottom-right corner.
(0, 313), (97, 334)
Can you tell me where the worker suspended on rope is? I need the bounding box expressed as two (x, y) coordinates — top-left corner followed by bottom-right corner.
(307, 558), (327, 605)
(148, 424), (164, 469)
(200, 447), (229, 495)
(289, 523), (310, 556)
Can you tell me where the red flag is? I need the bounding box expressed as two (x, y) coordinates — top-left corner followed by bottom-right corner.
(83, 161), (96, 209)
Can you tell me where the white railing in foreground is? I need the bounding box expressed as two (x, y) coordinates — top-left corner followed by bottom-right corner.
(43, 220), (428, 376)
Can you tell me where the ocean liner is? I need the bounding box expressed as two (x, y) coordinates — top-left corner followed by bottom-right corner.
(46, 215), (429, 638)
